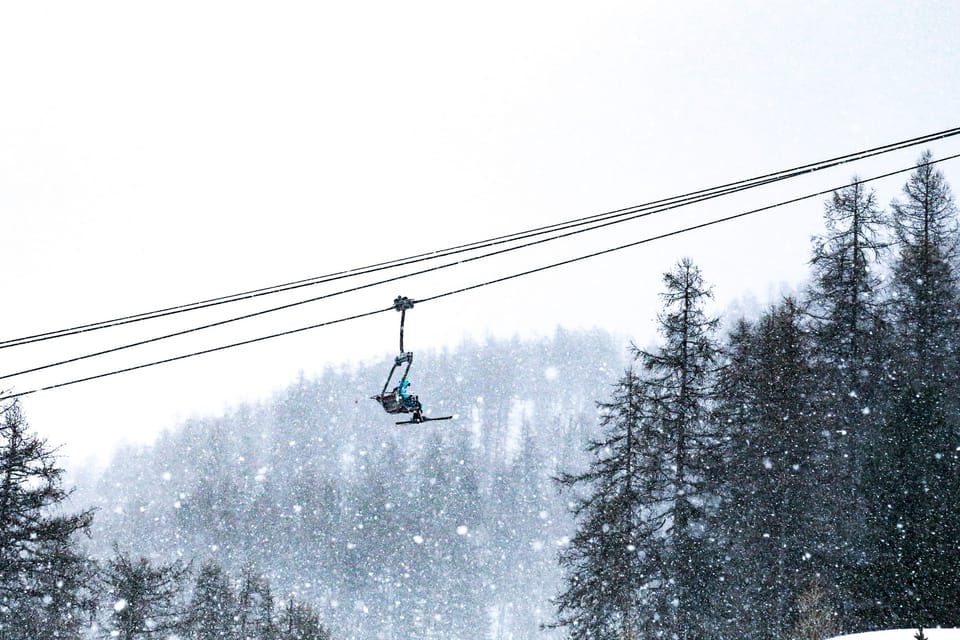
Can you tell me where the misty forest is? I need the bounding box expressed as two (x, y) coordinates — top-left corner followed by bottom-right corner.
(6, 153), (960, 640)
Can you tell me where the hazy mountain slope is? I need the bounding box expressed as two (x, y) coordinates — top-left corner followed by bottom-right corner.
(82, 327), (626, 639)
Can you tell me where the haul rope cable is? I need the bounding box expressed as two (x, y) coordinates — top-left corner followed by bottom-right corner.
(5, 141), (960, 382)
(2, 152), (958, 401)
(2, 126), (958, 350)
(3, 132), (960, 381)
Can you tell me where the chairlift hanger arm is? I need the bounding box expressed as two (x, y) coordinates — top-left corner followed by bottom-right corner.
(394, 296), (415, 353)
(372, 295), (454, 424)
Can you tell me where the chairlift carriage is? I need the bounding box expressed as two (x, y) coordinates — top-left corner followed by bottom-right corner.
(371, 296), (453, 425)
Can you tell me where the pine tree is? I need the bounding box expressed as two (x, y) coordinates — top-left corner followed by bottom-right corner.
(551, 369), (667, 640)
(858, 152), (960, 627)
(184, 560), (239, 640)
(551, 258), (722, 640)
(712, 300), (825, 639)
(808, 178), (888, 395)
(807, 178), (889, 478)
(632, 258), (722, 639)
(889, 150), (960, 381)
(276, 598), (331, 640)
(101, 546), (190, 639)
(0, 400), (95, 639)
(237, 564), (276, 640)
(805, 179), (890, 616)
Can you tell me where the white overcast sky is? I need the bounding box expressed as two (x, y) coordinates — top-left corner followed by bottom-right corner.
(2, 0), (959, 466)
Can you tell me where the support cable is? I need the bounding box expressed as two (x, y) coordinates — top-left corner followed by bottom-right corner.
(4, 139), (960, 380)
(2, 126), (958, 350)
(3, 151), (957, 400)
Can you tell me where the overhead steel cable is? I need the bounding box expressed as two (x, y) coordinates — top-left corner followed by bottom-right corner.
(0, 306), (395, 399)
(6, 139), (960, 383)
(417, 152), (960, 304)
(2, 125), (958, 351)
(3, 151), (958, 401)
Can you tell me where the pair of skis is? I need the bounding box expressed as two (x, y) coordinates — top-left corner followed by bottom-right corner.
(394, 414), (454, 425)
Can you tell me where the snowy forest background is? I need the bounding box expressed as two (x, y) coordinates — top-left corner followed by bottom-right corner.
(6, 152), (960, 639)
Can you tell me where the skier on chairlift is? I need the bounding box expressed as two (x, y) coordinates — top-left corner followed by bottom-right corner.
(371, 296), (452, 425)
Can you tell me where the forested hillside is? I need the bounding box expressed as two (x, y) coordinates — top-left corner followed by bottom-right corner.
(81, 328), (626, 639)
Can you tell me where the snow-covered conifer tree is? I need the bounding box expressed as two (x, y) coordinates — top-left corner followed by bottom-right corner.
(237, 564), (277, 640)
(551, 368), (666, 640)
(183, 560), (239, 640)
(101, 546), (189, 639)
(712, 300), (825, 639)
(858, 152), (960, 627)
(0, 400), (95, 638)
(552, 258), (722, 640)
(805, 179), (891, 613)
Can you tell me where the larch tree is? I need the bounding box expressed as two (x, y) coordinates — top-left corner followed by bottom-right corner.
(101, 546), (190, 640)
(805, 178), (890, 615)
(183, 560), (239, 640)
(551, 369), (669, 640)
(858, 151), (960, 628)
(0, 400), (95, 639)
(712, 300), (825, 639)
(632, 258), (723, 639)
(552, 258), (722, 640)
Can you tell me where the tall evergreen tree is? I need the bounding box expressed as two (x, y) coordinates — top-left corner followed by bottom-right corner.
(237, 564), (276, 640)
(805, 179), (890, 612)
(809, 178), (888, 382)
(0, 400), (95, 639)
(184, 560), (239, 640)
(101, 546), (190, 639)
(858, 152), (960, 628)
(632, 258), (722, 639)
(713, 300), (825, 639)
(888, 150), (960, 384)
(552, 258), (722, 640)
(551, 369), (667, 639)
(807, 178), (889, 463)
(276, 598), (331, 640)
